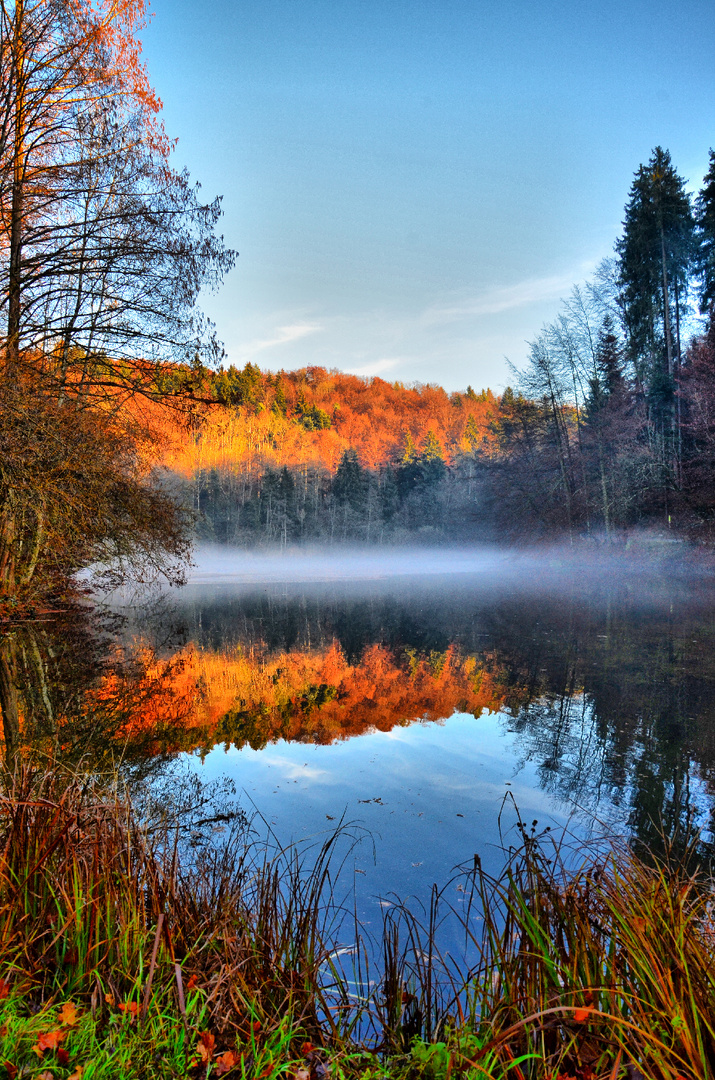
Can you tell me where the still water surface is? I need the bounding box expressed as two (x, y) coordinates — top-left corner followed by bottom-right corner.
(136, 545), (715, 918)
(5, 544), (715, 921)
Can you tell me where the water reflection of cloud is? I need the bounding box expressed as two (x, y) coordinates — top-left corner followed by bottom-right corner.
(253, 753), (332, 783)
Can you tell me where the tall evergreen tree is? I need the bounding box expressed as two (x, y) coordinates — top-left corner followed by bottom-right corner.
(594, 315), (625, 402)
(695, 149), (715, 314)
(333, 449), (366, 511)
(420, 430), (446, 484)
(616, 148), (696, 390)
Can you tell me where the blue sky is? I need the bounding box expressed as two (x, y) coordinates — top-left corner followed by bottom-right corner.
(142, 0), (715, 392)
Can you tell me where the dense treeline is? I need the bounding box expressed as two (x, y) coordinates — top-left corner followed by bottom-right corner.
(160, 369), (495, 544)
(460, 147), (715, 541)
(164, 145), (715, 547)
(478, 146), (715, 540)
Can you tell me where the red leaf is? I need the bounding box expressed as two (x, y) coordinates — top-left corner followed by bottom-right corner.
(573, 1007), (590, 1022)
(0, 979), (10, 1001)
(4, 1062), (17, 1080)
(215, 1050), (239, 1076)
(301, 1042), (314, 1056)
(196, 1031), (216, 1064)
(186, 974), (198, 991)
(32, 1029), (66, 1056)
(58, 1047), (70, 1066)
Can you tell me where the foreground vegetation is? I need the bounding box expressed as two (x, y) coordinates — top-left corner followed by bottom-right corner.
(0, 767), (712, 1079)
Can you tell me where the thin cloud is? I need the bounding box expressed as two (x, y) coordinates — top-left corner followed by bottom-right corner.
(422, 268), (595, 326)
(343, 357), (401, 378)
(239, 321), (322, 359)
(260, 753), (329, 782)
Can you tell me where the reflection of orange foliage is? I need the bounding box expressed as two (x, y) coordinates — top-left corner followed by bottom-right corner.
(114, 641), (508, 752)
(156, 367), (497, 477)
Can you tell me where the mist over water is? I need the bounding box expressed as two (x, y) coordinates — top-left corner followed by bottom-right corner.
(183, 538), (710, 593)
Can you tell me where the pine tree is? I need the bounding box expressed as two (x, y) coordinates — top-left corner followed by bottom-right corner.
(400, 431), (418, 465)
(695, 149), (715, 313)
(421, 430), (446, 484)
(333, 449), (366, 511)
(594, 315), (625, 402)
(396, 431), (422, 501)
(463, 415), (481, 449)
(616, 147), (696, 388)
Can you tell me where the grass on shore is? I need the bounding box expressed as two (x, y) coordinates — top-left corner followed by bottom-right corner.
(0, 766), (713, 1079)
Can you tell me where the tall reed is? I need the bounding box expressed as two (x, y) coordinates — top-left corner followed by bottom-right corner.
(1, 766), (714, 1078)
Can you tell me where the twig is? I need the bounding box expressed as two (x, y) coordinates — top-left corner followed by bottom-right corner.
(141, 912), (164, 1024)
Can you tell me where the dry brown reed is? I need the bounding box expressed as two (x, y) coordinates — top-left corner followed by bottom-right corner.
(1, 767), (715, 1079)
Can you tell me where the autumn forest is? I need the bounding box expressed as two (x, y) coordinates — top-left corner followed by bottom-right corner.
(157, 147), (715, 550)
(3, 2), (715, 1077)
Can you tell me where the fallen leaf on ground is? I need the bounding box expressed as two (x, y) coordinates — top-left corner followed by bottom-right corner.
(294, 1069), (310, 1080)
(0, 978), (10, 1000)
(186, 974), (198, 991)
(117, 1001), (139, 1019)
(215, 1050), (239, 1075)
(3, 1062), (17, 1080)
(33, 1030), (66, 1056)
(36, 1072), (54, 1080)
(58, 1048), (70, 1066)
(196, 1031), (216, 1064)
(68, 1068), (84, 1080)
(573, 1007), (590, 1022)
(301, 1042), (314, 1055)
(59, 1002), (79, 1026)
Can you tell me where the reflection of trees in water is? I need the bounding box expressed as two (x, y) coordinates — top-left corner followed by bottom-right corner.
(172, 577), (715, 853)
(0, 611), (109, 763)
(0, 606), (199, 776)
(483, 598), (715, 858)
(4, 574), (715, 857)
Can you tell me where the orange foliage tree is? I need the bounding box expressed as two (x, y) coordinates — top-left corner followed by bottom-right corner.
(0, 0), (234, 595)
(163, 366), (497, 479)
(152, 366), (499, 544)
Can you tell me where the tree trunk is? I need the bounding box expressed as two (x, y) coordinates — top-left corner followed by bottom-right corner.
(0, 636), (20, 766)
(0, 502), (17, 595)
(7, 2), (25, 370)
(660, 229), (674, 378)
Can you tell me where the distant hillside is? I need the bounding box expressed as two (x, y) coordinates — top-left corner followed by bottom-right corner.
(160, 364), (498, 477)
(148, 364), (499, 546)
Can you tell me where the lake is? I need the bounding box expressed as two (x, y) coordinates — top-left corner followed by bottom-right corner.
(4, 542), (715, 925)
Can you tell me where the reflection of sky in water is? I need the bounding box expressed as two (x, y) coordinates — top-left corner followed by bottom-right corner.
(187, 710), (589, 922)
(128, 546), (715, 922)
